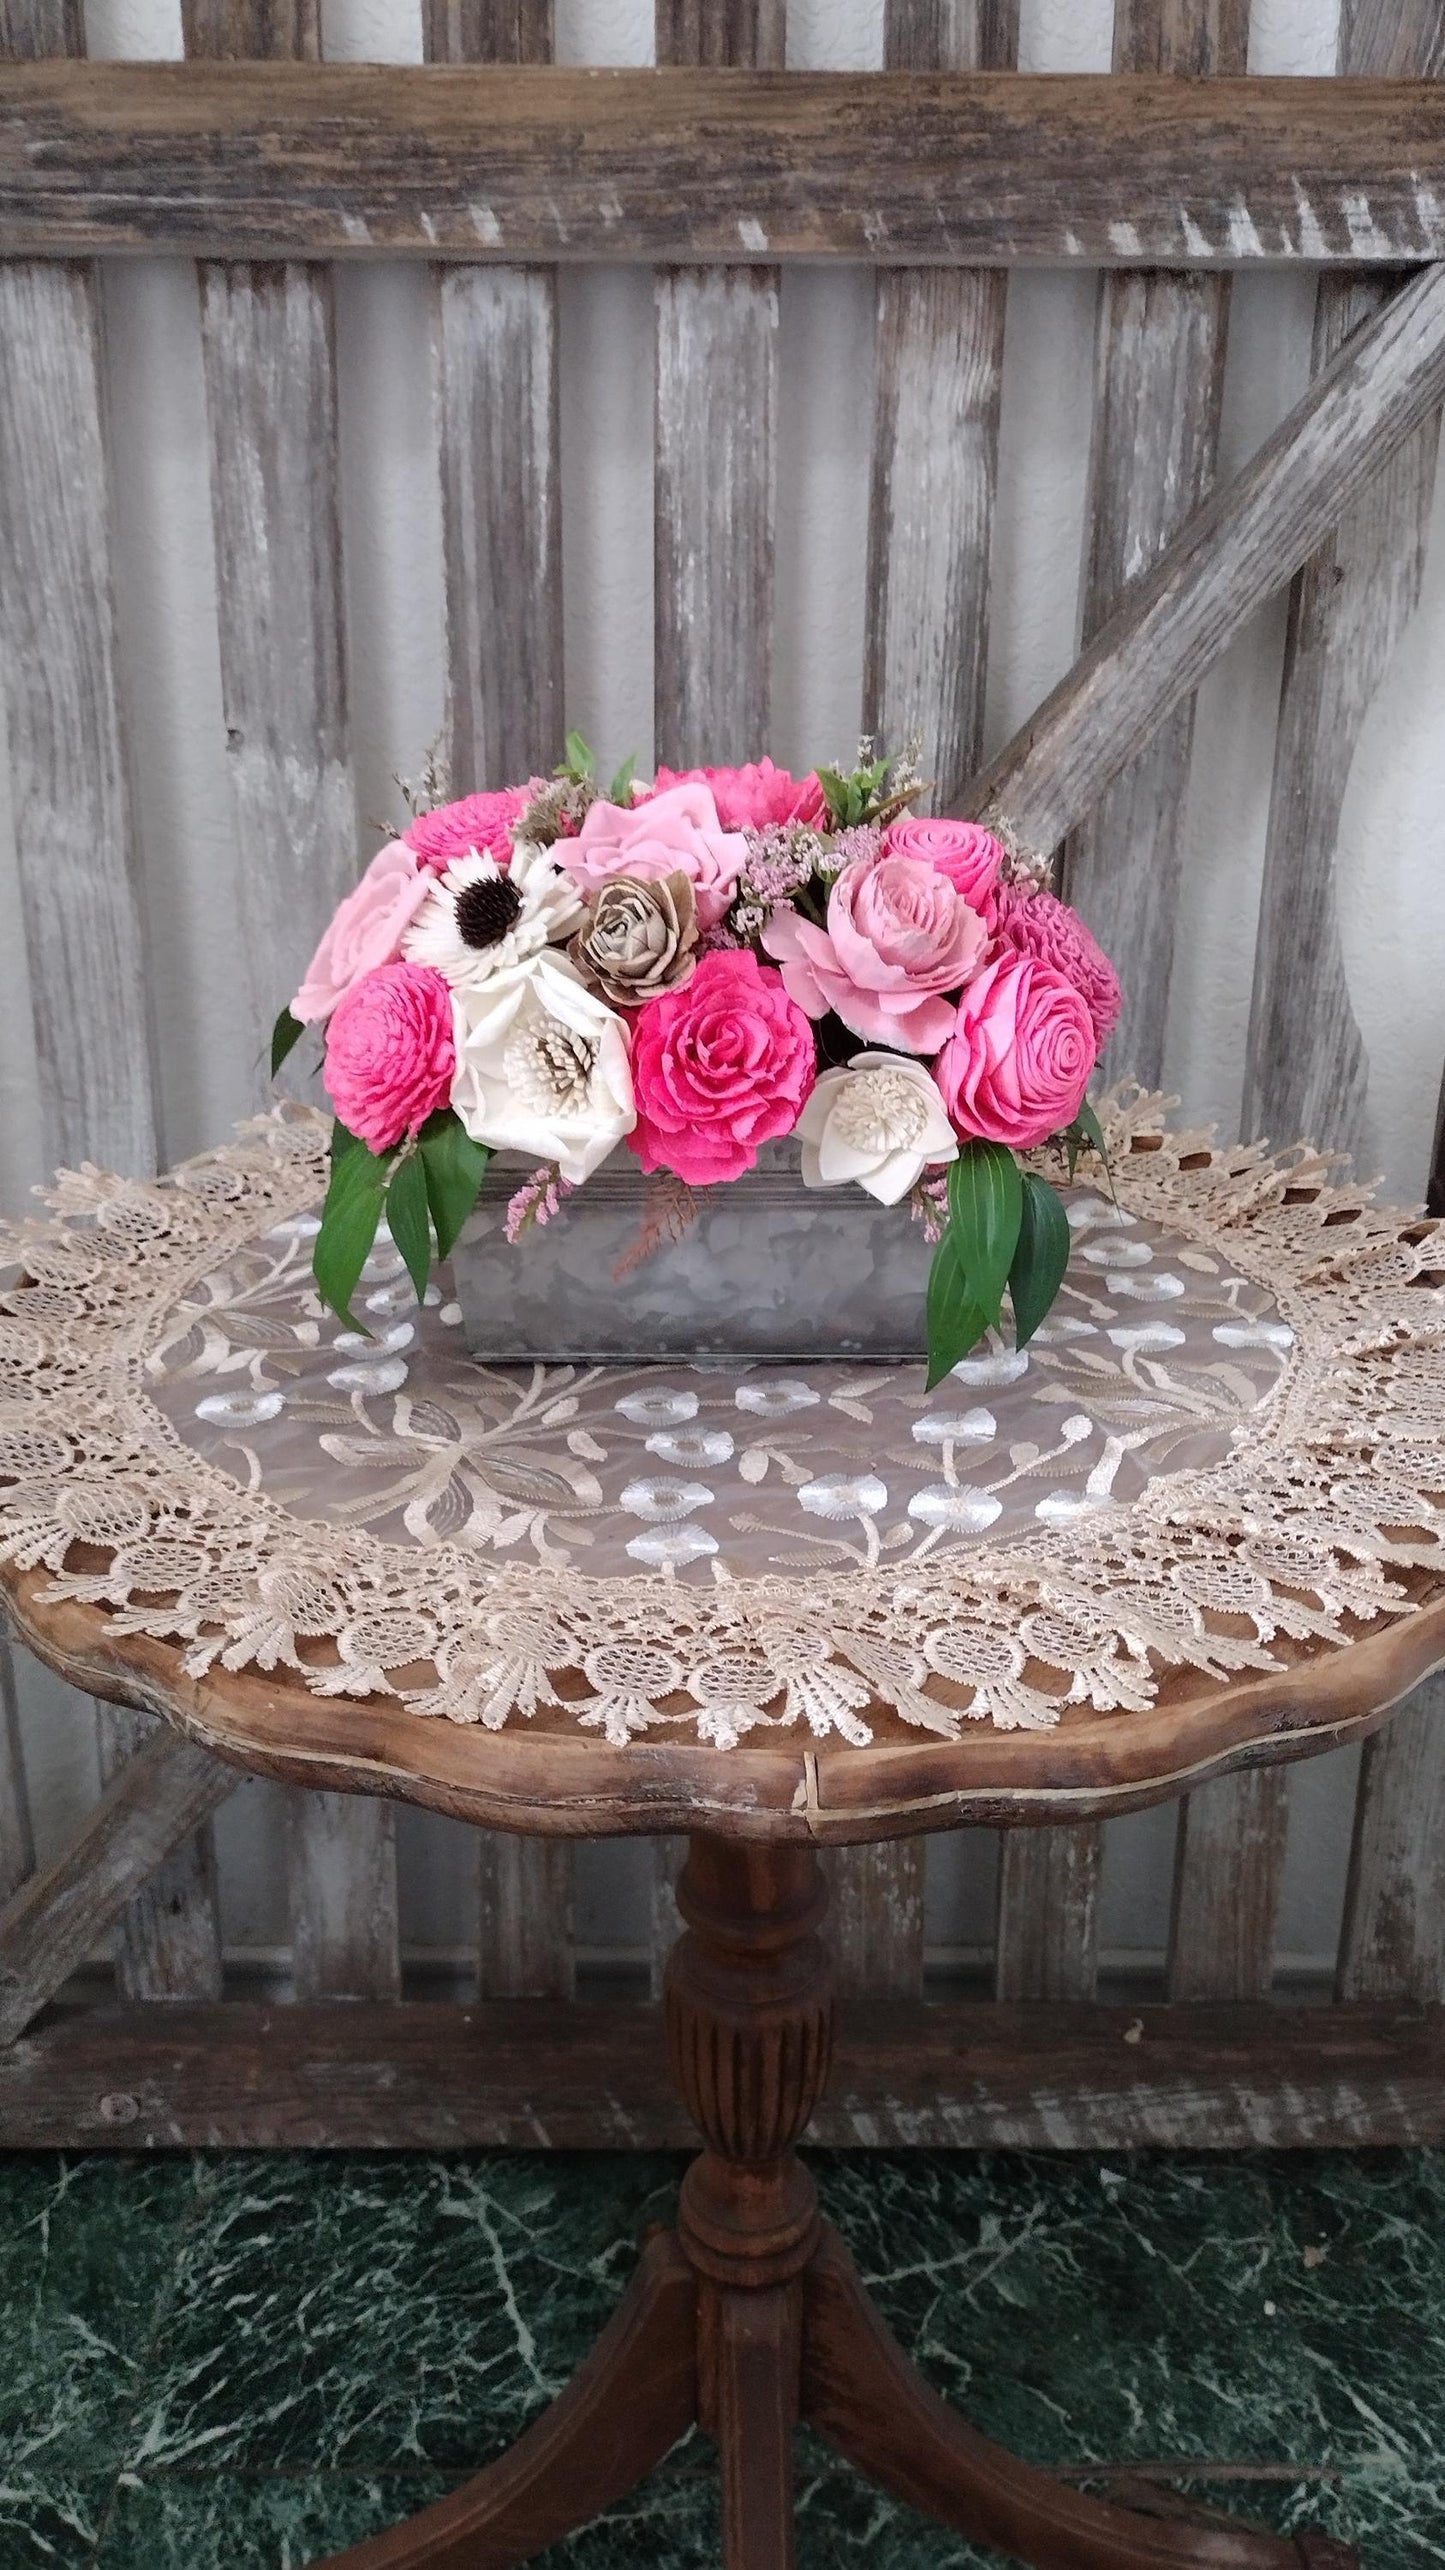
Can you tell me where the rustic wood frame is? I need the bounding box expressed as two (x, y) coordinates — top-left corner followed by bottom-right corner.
(1, 0), (1443, 2153)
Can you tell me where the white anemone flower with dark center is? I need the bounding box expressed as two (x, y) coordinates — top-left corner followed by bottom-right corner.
(402, 839), (583, 990)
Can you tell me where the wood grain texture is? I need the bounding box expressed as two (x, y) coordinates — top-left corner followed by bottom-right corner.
(96, 1708), (223, 2002)
(827, 1842), (926, 2001)
(994, 1826), (1101, 2003)
(180, 0), (319, 57)
(1061, 0), (1247, 1069)
(421, 0), (553, 62)
(1337, 1672), (1445, 2004)
(965, 260), (1445, 853)
(1166, 1767), (1289, 2002)
(13, 67), (1445, 266)
(0, 1638), (33, 1908)
(0, 1725), (235, 2047)
(650, 1836), (685, 2001)
(479, 1829), (573, 1999)
(656, 0), (784, 66)
(6, 1997), (1442, 2151)
(288, 1792), (400, 2002)
(885, 0), (1018, 70)
(0, 1), (81, 59)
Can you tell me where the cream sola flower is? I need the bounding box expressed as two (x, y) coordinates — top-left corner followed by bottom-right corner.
(450, 951), (635, 1185)
(401, 840), (583, 988)
(793, 1051), (957, 1205)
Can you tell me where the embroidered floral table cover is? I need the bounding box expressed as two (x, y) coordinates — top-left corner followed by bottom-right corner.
(0, 1094), (1441, 1745)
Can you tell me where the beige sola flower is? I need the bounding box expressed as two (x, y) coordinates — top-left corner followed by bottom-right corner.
(402, 839), (583, 989)
(794, 1050), (957, 1206)
(451, 951), (635, 1186)
(568, 869), (698, 1008)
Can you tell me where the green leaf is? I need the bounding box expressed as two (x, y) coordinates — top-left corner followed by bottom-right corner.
(385, 1149), (433, 1308)
(313, 1137), (391, 1331)
(946, 1140), (1024, 1331)
(925, 1228), (990, 1391)
(419, 1111), (490, 1262)
(1075, 1095), (1118, 1203)
(1009, 1173), (1072, 1349)
(271, 1007), (304, 1077)
(816, 765), (850, 825)
(606, 752), (638, 807)
(330, 1117), (366, 1171)
(560, 729), (596, 781)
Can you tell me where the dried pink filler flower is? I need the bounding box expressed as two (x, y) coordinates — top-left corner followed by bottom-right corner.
(990, 883), (1121, 1055)
(503, 1165), (573, 1243)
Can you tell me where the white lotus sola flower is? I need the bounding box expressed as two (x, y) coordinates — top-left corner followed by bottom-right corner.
(793, 1050), (957, 1206)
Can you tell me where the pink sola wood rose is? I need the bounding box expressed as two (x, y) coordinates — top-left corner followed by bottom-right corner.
(650, 758), (826, 831)
(403, 789), (528, 873)
(934, 952), (1094, 1151)
(881, 815), (1006, 919)
(629, 949), (815, 1185)
(292, 840), (433, 1025)
(323, 961), (456, 1154)
(990, 881), (1122, 1053)
(557, 781), (747, 930)
(762, 850), (986, 1053)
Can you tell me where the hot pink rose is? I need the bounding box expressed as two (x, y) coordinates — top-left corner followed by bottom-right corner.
(882, 816), (1005, 918)
(629, 950), (815, 1185)
(990, 883), (1122, 1055)
(404, 789), (527, 873)
(324, 961), (456, 1154)
(933, 953), (1093, 1151)
(762, 852), (986, 1054)
(558, 781), (746, 931)
(650, 759), (826, 831)
(292, 841), (432, 1025)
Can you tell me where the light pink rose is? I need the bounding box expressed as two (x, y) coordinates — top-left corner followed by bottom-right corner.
(629, 950), (815, 1185)
(292, 841), (432, 1025)
(762, 852), (986, 1054)
(933, 953), (1093, 1151)
(882, 815), (1005, 918)
(558, 782), (747, 932)
(324, 961), (456, 1154)
(404, 789), (528, 873)
(990, 883), (1122, 1056)
(650, 759), (826, 831)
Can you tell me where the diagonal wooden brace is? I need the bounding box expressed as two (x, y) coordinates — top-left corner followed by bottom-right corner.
(0, 1724), (238, 2047)
(966, 260), (1445, 852)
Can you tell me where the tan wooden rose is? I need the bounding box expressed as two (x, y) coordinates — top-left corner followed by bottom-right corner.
(568, 869), (699, 1007)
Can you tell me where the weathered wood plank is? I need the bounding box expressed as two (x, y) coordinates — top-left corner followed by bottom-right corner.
(653, 0), (780, 774)
(827, 1842), (928, 2002)
(1166, 1767), (1289, 2002)
(11, 68), (1445, 267)
(0, 1638), (33, 1909)
(966, 260), (1445, 854)
(1243, 2), (1445, 1155)
(96, 1709), (223, 2002)
(994, 1827), (1101, 2003)
(0, 1728), (237, 2048)
(479, 1831), (573, 2001)
(1338, 1674), (1445, 2005)
(0, 2), (81, 61)
(1062, 1), (1243, 1084)
(421, 0), (553, 62)
(650, 1836), (684, 2001)
(5, 1997), (1441, 2151)
(180, 0), (318, 56)
(288, 1793), (400, 2003)
(863, 3), (1015, 812)
(425, 5), (562, 788)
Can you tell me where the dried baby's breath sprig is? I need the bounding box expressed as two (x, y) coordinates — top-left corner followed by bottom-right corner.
(985, 808), (1053, 891)
(909, 1169), (951, 1247)
(394, 732), (452, 823)
(510, 773), (598, 850)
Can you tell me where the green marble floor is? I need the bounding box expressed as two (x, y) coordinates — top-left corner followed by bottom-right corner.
(0, 2146), (1441, 2566)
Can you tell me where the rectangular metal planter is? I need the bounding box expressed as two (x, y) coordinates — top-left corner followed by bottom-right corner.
(453, 1143), (931, 1362)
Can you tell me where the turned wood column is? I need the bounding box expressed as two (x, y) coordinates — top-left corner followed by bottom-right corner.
(663, 1835), (834, 2568)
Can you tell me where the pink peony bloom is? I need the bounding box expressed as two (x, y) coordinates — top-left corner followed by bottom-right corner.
(933, 953), (1094, 1151)
(650, 758), (826, 832)
(882, 815), (1006, 919)
(404, 789), (528, 874)
(990, 883), (1122, 1056)
(629, 949), (815, 1185)
(558, 781), (746, 931)
(762, 852), (986, 1054)
(323, 961), (456, 1154)
(292, 840), (432, 1025)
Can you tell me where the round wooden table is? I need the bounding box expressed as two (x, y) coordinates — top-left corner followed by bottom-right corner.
(2, 1100), (1443, 2566)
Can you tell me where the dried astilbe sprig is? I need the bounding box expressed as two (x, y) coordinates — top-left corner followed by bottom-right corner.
(503, 1164), (572, 1244)
(612, 1170), (700, 1280)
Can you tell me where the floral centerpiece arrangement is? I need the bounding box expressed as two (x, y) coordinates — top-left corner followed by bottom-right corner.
(273, 740), (1121, 1387)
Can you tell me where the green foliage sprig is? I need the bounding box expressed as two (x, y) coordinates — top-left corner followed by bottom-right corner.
(312, 1110), (490, 1332)
(923, 1106), (1112, 1389)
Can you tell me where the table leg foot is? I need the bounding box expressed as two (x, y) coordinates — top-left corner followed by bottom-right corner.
(800, 2227), (1359, 2570)
(701, 2277), (803, 2570)
(312, 2230), (698, 2569)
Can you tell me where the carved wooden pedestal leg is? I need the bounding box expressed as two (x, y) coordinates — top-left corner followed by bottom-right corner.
(316, 1833), (1359, 2570)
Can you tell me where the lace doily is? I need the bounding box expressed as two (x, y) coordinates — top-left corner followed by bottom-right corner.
(0, 1092), (1441, 1747)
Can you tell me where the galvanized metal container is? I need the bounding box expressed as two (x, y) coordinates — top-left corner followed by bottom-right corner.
(453, 1142), (930, 1362)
